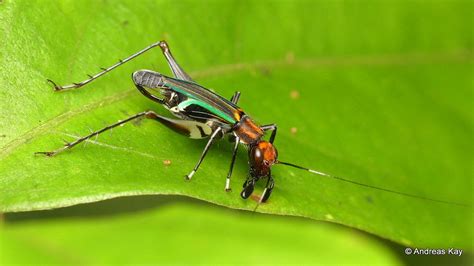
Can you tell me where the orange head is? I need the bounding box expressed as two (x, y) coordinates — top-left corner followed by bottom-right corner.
(249, 140), (278, 178)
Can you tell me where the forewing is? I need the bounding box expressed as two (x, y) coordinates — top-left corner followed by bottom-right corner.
(162, 77), (244, 124)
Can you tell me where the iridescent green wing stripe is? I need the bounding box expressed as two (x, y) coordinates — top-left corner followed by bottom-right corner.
(163, 77), (242, 124)
(177, 99), (236, 123)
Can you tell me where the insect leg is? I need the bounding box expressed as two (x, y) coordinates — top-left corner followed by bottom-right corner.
(158, 41), (194, 82)
(260, 175), (275, 203)
(230, 91), (241, 104)
(226, 92), (240, 144)
(225, 135), (240, 191)
(185, 127), (223, 180)
(241, 177), (256, 199)
(252, 175), (274, 212)
(35, 111), (160, 157)
(260, 124), (277, 143)
(48, 41), (166, 91)
(36, 111), (213, 157)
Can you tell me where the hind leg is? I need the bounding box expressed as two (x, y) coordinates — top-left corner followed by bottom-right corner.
(36, 111), (212, 156)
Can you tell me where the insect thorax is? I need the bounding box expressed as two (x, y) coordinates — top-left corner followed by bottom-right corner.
(233, 116), (264, 144)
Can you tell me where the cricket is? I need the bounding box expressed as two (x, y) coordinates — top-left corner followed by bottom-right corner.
(37, 40), (468, 207)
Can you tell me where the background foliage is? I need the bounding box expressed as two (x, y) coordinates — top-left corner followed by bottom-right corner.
(0, 0), (472, 264)
(2, 198), (403, 265)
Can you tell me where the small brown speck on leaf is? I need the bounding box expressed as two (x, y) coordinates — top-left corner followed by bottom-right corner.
(285, 51), (295, 64)
(163, 159), (172, 166)
(290, 127), (298, 134)
(250, 194), (262, 202)
(290, 90), (300, 99)
(258, 66), (271, 76)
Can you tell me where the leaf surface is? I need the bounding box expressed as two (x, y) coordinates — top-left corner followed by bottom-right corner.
(0, 0), (472, 248)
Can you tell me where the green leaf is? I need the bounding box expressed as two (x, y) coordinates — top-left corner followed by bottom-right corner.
(1, 200), (402, 265)
(0, 0), (472, 249)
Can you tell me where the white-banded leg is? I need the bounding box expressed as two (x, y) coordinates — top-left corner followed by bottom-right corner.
(48, 41), (168, 91)
(230, 91), (241, 104)
(252, 174), (275, 212)
(260, 175), (275, 203)
(241, 177), (257, 199)
(226, 91), (242, 143)
(186, 127), (222, 180)
(225, 135), (240, 191)
(261, 124), (277, 143)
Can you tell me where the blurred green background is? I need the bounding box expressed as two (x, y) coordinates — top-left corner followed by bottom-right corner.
(0, 0), (472, 265)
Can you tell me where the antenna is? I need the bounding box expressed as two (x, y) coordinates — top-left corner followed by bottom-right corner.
(277, 161), (470, 207)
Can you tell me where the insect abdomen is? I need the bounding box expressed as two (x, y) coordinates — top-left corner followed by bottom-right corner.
(132, 70), (165, 88)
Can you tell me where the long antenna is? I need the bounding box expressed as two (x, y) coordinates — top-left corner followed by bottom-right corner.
(277, 161), (470, 207)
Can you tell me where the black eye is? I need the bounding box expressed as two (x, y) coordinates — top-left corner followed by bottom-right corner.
(250, 146), (263, 166)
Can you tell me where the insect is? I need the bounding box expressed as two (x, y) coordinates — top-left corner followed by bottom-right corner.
(37, 41), (469, 207)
